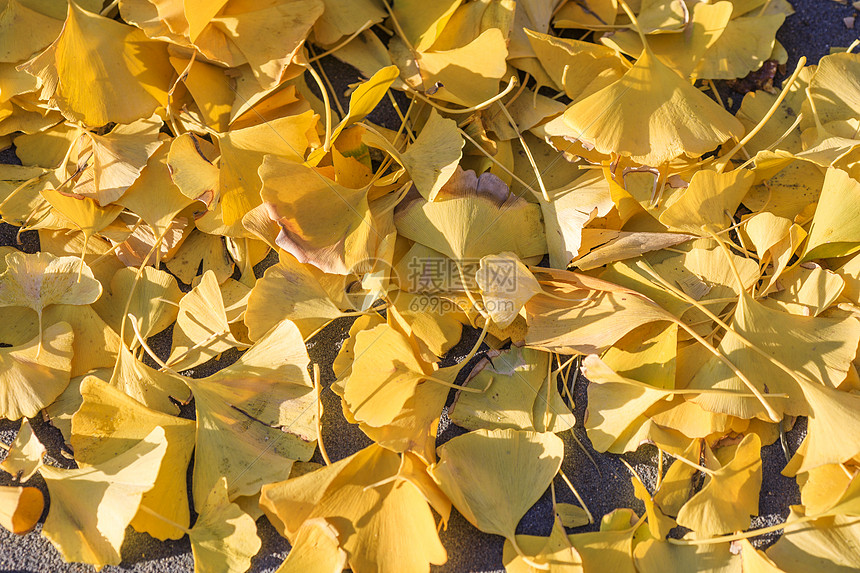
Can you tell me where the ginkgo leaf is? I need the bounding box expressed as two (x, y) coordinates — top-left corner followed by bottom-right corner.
(0, 419), (44, 481)
(561, 46), (743, 166)
(659, 168), (755, 234)
(676, 433), (763, 536)
(430, 428), (564, 545)
(41, 426), (168, 568)
(342, 322), (430, 427)
(261, 443), (447, 573)
(187, 318), (317, 506)
(271, 517), (347, 573)
(164, 229), (234, 286)
(0, 0), (63, 63)
(0, 322), (73, 420)
(540, 169), (615, 269)
(401, 109), (464, 201)
(168, 270), (249, 371)
(449, 346), (575, 433)
(767, 507), (860, 572)
(391, 0), (461, 52)
(313, 0), (386, 45)
(166, 132), (221, 209)
(244, 252), (345, 340)
(22, 1), (174, 126)
(71, 376), (195, 541)
(0, 486), (43, 535)
(629, 464), (676, 539)
(503, 519), (584, 572)
(525, 268), (672, 355)
(803, 167), (860, 260)
(405, 29), (509, 108)
(581, 355), (678, 453)
(0, 251), (101, 341)
(189, 477), (262, 573)
(259, 156), (382, 275)
(70, 116), (163, 206)
(634, 538), (739, 573)
(94, 265), (182, 347)
(110, 342), (191, 415)
(525, 29), (629, 101)
(689, 291), (860, 420)
(394, 168), (547, 264)
(217, 109), (319, 227)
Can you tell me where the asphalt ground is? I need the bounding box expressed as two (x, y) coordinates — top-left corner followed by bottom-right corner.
(2, 2), (859, 571)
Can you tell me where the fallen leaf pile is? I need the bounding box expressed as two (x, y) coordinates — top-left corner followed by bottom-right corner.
(3, 0), (860, 571)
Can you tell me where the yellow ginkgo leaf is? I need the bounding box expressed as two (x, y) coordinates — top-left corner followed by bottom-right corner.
(395, 168), (547, 264)
(115, 144), (195, 238)
(429, 428), (564, 546)
(392, 0), (461, 52)
(109, 341), (191, 416)
(313, 0), (385, 45)
(189, 477), (262, 573)
(217, 109), (319, 226)
(0, 322), (73, 420)
(400, 109), (464, 201)
(634, 538), (739, 573)
(259, 156), (382, 275)
(659, 168), (755, 234)
(168, 270), (249, 371)
(561, 46), (743, 166)
(70, 116), (163, 206)
(328, 64), (400, 148)
(689, 291), (860, 420)
(22, 2), (174, 126)
(94, 265), (182, 348)
(0, 0), (62, 63)
(0, 486), (43, 535)
(525, 29), (629, 101)
(767, 507), (860, 572)
(449, 346), (575, 433)
(503, 519), (584, 572)
(208, 0), (324, 89)
(676, 433), (762, 536)
(166, 132), (221, 209)
(803, 167), (860, 260)
(165, 229), (234, 285)
(603, 1), (733, 79)
(187, 318), (317, 506)
(41, 426), (168, 568)
(406, 29), (509, 108)
(628, 463), (676, 539)
(808, 51), (860, 126)
(272, 517), (347, 573)
(342, 322), (431, 427)
(71, 376), (195, 541)
(525, 268), (672, 356)
(540, 169), (615, 269)
(784, 381), (860, 475)
(696, 7), (788, 80)
(0, 419), (44, 481)
(260, 443), (447, 573)
(581, 355), (678, 453)
(244, 252), (345, 340)
(0, 252), (101, 325)
(601, 321), (678, 389)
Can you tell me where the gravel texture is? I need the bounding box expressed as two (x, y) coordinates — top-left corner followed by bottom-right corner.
(1, 3), (859, 571)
